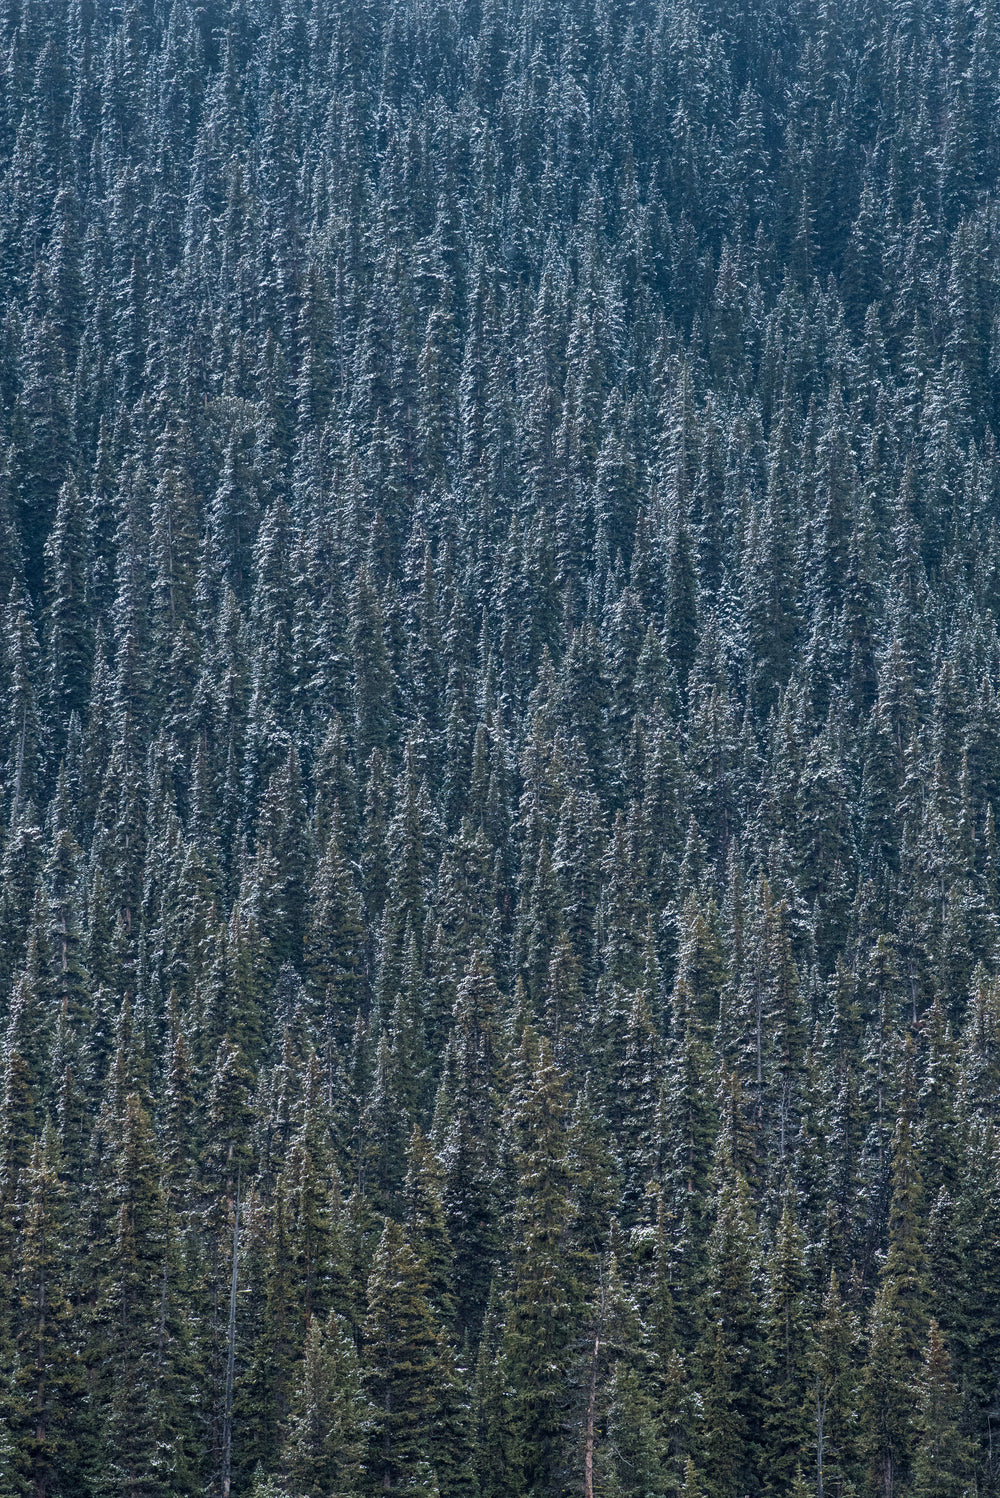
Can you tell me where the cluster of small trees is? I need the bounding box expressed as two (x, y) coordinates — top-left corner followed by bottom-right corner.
(2, 0), (1000, 1492)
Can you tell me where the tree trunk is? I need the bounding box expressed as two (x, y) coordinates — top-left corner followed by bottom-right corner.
(584, 1329), (600, 1498)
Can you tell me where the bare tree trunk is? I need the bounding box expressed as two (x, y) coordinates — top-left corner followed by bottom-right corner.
(816, 1383), (825, 1498)
(584, 1329), (600, 1498)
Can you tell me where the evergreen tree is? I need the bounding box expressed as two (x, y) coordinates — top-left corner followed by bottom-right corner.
(0, 2), (999, 1489)
(698, 1151), (764, 1498)
(809, 1272), (861, 1498)
(0, 1123), (87, 1498)
(761, 1186), (811, 1495)
(43, 477), (92, 750)
(489, 1037), (584, 1498)
(910, 1321), (975, 1498)
(363, 1219), (445, 1497)
(439, 953), (502, 1341)
(279, 1312), (369, 1498)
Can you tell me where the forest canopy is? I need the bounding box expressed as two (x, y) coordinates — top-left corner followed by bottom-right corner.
(1, 0), (1000, 1494)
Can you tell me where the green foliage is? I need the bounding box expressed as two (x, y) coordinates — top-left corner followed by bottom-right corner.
(491, 1037), (584, 1497)
(1, 2), (1000, 1494)
(363, 1219), (445, 1497)
(279, 1313), (368, 1498)
(911, 1321), (976, 1498)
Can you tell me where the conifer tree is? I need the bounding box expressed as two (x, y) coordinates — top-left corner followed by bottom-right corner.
(698, 1150), (764, 1498)
(1, 1), (1000, 1489)
(809, 1271), (861, 1498)
(279, 1312), (369, 1498)
(363, 1218), (445, 1497)
(439, 953), (502, 1341)
(761, 1186), (812, 1494)
(0, 1123), (86, 1498)
(96, 1092), (182, 1498)
(491, 1037), (584, 1498)
(910, 1320), (975, 1498)
(43, 477), (92, 750)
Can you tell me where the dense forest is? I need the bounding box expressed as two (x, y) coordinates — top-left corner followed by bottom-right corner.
(2, 0), (1000, 1493)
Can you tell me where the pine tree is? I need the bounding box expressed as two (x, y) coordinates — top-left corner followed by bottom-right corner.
(43, 477), (92, 751)
(95, 1092), (181, 1498)
(439, 953), (502, 1341)
(698, 1153), (764, 1498)
(280, 1312), (369, 1498)
(363, 1218), (444, 1497)
(403, 1126), (455, 1327)
(910, 1321), (975, 1498)
(17, 280), (73, 599)
(0, 963), (49, 1213)
(492, 1037), (585, 1498)
(761, 1186), (812, 1494)
(0, 1123), (87, 1498)
(858, 1046), (931, 1497)
(809, 1272), (860, 1498)
(304, 807), (365, 1050)
(597, 1359), (669, 1498)
(0, 2), (997, 1489)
